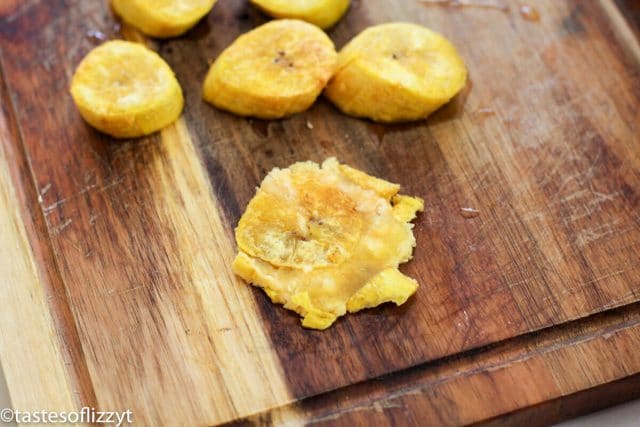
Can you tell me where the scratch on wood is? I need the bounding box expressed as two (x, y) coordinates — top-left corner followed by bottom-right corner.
(558, 150), (601, 193)
(574, 219), (621, 247)
(43, 178), (124, 214)
(51, 218), (72, 235)
(552, 189), (590, 205)
(40, 183), (52, 197)
(535, 149), (578, 189)
(44, 198), (67, 214)
(561, 190), (622, 224)
(306, 394), (409, 426)
(541, 269), (627, 303)
(105, 284), (147, 296)
(121, 285), (146, 294)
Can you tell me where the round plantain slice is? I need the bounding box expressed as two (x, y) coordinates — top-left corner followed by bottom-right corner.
(70, 40), (183, 138)
(324, 22), (467, 122)
(250, 0), (350, 29)
(202, 19), (337, 119)
(111, 0), (217, 38)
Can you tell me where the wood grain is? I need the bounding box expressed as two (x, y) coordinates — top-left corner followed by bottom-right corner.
(1, 7), (292, 424)
(0, 65), (84, 414)
(0, 0), (639, 425)
(232, 303), (640, 426)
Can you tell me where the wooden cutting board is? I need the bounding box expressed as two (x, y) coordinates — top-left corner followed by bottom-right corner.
(1, 0), (639, 425)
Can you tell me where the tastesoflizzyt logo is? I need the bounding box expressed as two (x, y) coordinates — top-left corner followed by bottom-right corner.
(0, 407), (133, 426)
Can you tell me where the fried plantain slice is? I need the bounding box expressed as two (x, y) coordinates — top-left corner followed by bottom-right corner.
(336, 162), (400, 201)
(250, 0), (350, 29)
(111, 0), (217, 38)
(324, 22), (467, 122)
(202, 19), (337, 119)
(233, 158), (422, 330)
(392, 194), (425, 222)
(236, 161), (364, 270)
(347, 268), (419, 313)
(70, 41), (183, 138)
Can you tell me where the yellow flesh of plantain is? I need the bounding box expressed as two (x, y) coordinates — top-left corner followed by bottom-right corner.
(250, 0), (350, 29)
(70, 40), (183, 138)
(111, 0), (217, 38)
(202, 19), (337, 119)
(325, 22), (467, 122)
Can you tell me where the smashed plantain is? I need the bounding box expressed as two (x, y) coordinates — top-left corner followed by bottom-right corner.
(202, 19), (337, 119)
(233, 158), (424, 330)
(250, 0), (350, 29)
(111, 0), (217, 38)
(70, 41), (183, 138)
(325, 22), (467, 122)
